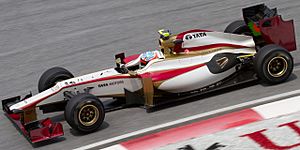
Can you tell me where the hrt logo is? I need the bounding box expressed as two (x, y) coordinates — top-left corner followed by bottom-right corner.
(185, 32), (207, 40)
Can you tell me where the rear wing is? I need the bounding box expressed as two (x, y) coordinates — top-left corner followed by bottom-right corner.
(242, 4), (297, 51)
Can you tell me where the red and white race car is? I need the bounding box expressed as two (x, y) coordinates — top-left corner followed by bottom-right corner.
(1, 4), (297, 144)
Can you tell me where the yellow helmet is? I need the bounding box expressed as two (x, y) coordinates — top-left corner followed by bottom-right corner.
(158, 29), (171, 40)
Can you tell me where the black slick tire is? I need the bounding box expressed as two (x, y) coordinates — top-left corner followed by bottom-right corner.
(38, 67), (74, 92)
(254, 44), (293, 84)
(64, 93), (105, 133)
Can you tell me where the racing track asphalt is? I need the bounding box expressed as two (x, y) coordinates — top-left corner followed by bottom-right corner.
(0, 0), (300, 149)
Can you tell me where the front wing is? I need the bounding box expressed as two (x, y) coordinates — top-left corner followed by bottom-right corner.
(2, 95), (63, 143)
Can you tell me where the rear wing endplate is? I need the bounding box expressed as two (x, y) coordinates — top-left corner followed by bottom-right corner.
(242, 4), (297, 51)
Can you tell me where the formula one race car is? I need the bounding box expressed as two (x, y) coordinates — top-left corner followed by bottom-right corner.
(2, 4), (297, 143)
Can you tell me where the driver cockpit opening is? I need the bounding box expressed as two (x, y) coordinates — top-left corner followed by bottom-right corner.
(115, 50), (165, 74)
(114, 29), (184, 74)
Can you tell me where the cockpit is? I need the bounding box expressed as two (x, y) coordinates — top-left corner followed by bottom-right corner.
(126, 50), (165, 69)
(115, 50), (165, 74)
(114, 29), (181, 74)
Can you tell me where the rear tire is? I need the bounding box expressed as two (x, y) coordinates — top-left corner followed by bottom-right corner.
(38, 67), (74, 92)
(254, 44), (293, 84)
(224, 20), (251, 35)
(64, 93), (105, 133)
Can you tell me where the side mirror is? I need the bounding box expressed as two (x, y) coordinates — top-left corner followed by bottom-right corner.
(115, 53), (125, 68)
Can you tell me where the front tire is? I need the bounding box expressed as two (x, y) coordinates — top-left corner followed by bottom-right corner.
(254, 44), (293, 84)
(64, 93), (105, 133)
(38, 67), (74, 92)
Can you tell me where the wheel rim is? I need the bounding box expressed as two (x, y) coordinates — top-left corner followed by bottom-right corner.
(267, 56), (288, 78)
(78, 104), (99, 126)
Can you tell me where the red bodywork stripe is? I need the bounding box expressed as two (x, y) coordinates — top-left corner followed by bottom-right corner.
(121, 109), (263, 150)
(124, 54), (140, 64)
(139, 63), (205, 82)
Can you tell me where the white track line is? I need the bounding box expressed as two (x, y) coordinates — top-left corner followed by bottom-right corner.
(74, 89), (300, 150)
(253, 95), (300, 119)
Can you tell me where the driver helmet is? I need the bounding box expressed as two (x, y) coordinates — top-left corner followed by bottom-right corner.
(140, 51), (158, 66)
(158, 29), (171, 40)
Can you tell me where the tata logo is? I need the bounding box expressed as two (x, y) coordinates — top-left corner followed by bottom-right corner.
(185, 32), (207, 40)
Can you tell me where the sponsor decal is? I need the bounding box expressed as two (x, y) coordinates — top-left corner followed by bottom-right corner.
(241, 120), (300, 149)
(109, 80), (124, 86)
(216, 57), (229, 69)
(64, 80), (76, 86)
(98, 80), (124, 88)
(177, 145), (194, 150)
(177, 143), (226, 150)
(185, 32), (207, 40)
(98, 83), (109, 88)
(206, 143), (226, 150)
